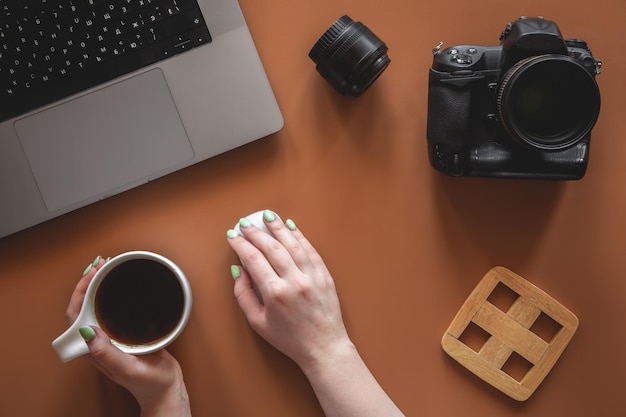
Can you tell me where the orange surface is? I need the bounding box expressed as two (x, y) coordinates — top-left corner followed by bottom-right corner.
(1, 1), (625, 416)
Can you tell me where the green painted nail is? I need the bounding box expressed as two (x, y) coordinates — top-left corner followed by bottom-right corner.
(227, 229), (238, 239)
(263, 210), (276, 222)
(286, 219), (297, 231)
(92, 256), (101, 267)
(230, 265), (241, 280)
(82, 263), (93, 277)
(79, 326), (96, 342)
(105, 257), (111, 263)
(239, 218), (251, 228)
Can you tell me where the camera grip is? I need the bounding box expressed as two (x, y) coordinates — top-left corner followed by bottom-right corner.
(427, 81), (473, 147)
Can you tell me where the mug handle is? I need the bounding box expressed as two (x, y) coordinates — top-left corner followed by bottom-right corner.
(51, 319), (92, 362)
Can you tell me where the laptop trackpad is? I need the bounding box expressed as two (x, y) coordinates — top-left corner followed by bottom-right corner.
(15, 69), (194, 212)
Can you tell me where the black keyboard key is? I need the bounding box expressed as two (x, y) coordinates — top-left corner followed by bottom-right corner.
(0, 0), (212, 123)
(150, 8), (206, 40)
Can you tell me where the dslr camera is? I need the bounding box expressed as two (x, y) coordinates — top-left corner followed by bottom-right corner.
(427, 17), (602, 179)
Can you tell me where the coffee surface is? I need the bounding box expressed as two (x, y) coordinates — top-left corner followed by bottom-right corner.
(95, 259), (184, 345)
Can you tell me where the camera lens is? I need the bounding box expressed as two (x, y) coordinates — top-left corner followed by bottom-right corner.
(309, 15), (390, 97)
(497, 55), (601, 151)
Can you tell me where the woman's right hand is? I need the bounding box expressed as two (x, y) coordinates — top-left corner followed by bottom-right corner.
(227, 211), (405, 417)
(226, 212), (354, 372)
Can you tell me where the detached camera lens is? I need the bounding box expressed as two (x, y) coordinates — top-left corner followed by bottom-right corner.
(309, 15), (390, 97)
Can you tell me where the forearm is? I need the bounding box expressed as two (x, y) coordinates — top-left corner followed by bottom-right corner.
(301, 342), (405, 417)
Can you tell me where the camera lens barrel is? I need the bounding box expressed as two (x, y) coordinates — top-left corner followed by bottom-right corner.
(497, 54), (601, 151)
(309, 15), (390, 97)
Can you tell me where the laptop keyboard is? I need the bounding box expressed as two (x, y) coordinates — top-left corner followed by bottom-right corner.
(0, 0), (212, 123)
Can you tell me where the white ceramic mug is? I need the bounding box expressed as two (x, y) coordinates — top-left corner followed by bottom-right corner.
(52, 251), (192, 363)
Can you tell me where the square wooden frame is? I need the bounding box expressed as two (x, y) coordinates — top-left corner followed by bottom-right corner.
(441, 267), (579, 401)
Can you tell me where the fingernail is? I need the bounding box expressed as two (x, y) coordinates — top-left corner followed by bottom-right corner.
(79, 326), (96, 342)
(92, 256), (101, 267)
(82, 263), (93, 277)
(286, 219), (297, 231)
(227, 229), (238, 239)
(105, 257), (111, 263)
(230, 265), (241, 280)
(263, 210), (276, 222)
(239, 218), (251, 228)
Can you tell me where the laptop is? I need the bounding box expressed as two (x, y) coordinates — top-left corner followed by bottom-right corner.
(0, 0), (284, 238)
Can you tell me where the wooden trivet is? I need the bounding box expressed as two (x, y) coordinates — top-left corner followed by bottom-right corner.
(441, 266), (578, 401)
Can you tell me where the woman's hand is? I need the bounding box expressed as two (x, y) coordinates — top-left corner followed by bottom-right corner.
(227, 211), (405, 417)
(226, 211), (353, 372)
(66, 257), (191, 417)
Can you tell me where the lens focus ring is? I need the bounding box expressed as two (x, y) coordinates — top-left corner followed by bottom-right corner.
(309, 15), (354, 61)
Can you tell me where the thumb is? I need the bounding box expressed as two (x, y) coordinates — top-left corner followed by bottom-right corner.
(79, 326), (136, 382)
(232, 266), (265, 331)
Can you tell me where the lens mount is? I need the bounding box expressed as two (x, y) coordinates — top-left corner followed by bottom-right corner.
(309, 15), (390, 97)
(497, 54), (601, 151)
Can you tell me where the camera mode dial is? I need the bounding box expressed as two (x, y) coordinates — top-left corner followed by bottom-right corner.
(500, 22), (514, 41)
(565, 39), (589, 50)
(451, 53), (472, 65)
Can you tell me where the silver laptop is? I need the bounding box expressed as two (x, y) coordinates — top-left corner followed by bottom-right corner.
(0, 0), (283, 238)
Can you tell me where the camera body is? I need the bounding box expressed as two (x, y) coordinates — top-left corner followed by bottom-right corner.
(427, 17), (602, 179)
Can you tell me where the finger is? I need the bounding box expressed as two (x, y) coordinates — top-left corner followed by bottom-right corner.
(227, 228), (295, 282)
(262, 211), (313, 274)
(82, 255), (108, 278)
(238, 221), (301, 278)
(288, 223), (333, 282)
(66, 256), (107, 324)
(231, 265), (266, 330)
(286, 222), (326, 268)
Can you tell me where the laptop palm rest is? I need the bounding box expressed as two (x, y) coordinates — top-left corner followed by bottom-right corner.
(14, 69), (194, 212)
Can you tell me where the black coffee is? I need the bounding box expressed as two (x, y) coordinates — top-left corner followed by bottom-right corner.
(95, 259), (185, 345)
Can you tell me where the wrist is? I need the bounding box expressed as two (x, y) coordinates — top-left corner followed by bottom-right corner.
(139, 380), (191, 417)
(298, 339), (360, 380)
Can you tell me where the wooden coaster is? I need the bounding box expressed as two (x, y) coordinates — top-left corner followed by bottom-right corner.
(441, 267), (578, 401)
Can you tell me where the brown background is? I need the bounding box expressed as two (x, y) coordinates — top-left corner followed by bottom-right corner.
(1, 0), (624, 416)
